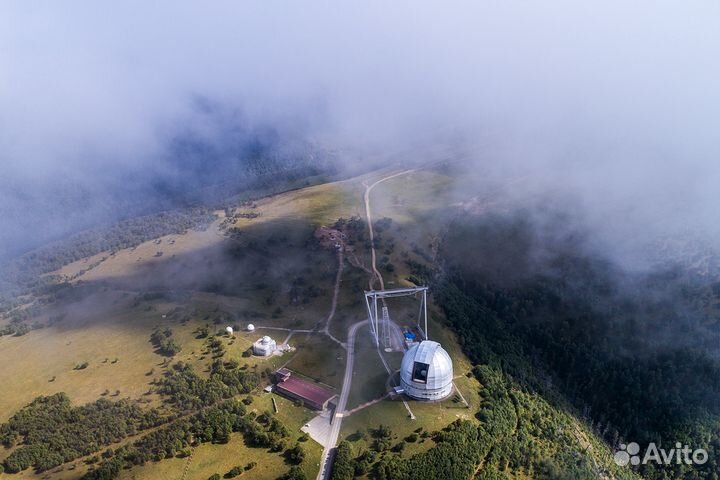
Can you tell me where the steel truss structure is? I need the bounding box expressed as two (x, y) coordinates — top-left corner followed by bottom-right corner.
(364, 286), (429, 348)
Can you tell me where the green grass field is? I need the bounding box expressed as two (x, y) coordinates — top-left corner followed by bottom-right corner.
(117, 395), (322, 480)
(0, 290), (166, 422)
(0, 167), (484, 480)
(283, 334), (345, 390)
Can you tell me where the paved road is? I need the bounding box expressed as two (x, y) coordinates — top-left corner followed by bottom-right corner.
(255, 326), (313, 333)
(318, 170), (417, 479)
(317, 319), (367, 480)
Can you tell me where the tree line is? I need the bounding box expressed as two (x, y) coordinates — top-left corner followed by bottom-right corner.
(435, 214), (720, 480)
(157, 361), (260, 412)
(0, 207), (216, 311)
(82, 400), (303, 480)
(332, 365), (636, 480)
(0, 393), (164, 473)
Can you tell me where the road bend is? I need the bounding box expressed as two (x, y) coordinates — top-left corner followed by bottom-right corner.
(318, 170), (417, 479)
(363, 169), (415, 291)
(363, 170), (417, 417)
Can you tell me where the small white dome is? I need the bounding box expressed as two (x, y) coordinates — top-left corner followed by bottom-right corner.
(225, 326), (234, 334)
(247, 324), (256, 332)
(400, 340), (453, 400)
(261, 335), (271, 343)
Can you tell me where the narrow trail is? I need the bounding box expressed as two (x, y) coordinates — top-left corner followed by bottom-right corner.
(255, 326), (313, 333)
(262, 238), (346, 349)
(180, 447), (195, 480)
(322, 247), (346, 348)
(281, 330), (295, 345)
(277, 242), (349, 374)
(344, 393), (390, 416)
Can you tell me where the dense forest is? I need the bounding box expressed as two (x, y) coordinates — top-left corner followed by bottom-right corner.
(82, 362), (301, 480)
(157, 361), (260, 412)
(0, 393), (164, 473)
(434, 212), (720, 480)
(0, 362), (267, 477)
(331, 365), (636, 480)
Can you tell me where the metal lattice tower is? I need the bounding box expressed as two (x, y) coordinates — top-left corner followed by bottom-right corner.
(381, 306), (391, 349)
(364, 286), (429, 348)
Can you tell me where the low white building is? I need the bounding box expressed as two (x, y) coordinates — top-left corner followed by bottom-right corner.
(253, 335), (277, 356)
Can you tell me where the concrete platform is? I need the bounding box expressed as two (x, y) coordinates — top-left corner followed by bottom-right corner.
(301, 410), (334, 448)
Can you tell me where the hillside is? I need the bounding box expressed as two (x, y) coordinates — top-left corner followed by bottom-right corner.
(0, 167), (715, 480)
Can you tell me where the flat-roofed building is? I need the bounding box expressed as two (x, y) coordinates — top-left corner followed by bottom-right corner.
(274, 369), (336, 410)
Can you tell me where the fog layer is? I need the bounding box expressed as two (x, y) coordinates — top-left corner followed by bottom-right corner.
(1, 1), (719, 265)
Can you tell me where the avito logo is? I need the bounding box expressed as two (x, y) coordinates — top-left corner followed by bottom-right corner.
(614, 442), (708, 467)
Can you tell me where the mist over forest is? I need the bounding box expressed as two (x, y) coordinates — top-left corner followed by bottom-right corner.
(1, 3), (719, 479)
(2, 1), (720, 268)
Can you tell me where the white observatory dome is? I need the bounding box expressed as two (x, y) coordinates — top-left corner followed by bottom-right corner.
(400, 340), (453, 400)
(225, 326), (234, 335)
(247, 324), (255, 332)
(252, 335), (276, 356)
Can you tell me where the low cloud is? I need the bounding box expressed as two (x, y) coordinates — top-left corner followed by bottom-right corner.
(1, 1), (719, 265)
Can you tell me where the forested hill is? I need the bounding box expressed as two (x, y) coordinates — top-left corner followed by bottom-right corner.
(0, 110), (339, 264)
(0, 208), (216, 310)
(435, 210), (720, 480)
(0, 123), (342, 307)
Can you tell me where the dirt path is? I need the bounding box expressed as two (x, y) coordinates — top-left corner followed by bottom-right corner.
(344, 393), (389, 416)
(180, 447), (195, 480)
(322, 247), (346, 348)
(318, 169), (418, 479)
(363, 171), (417, 419)
(363, 169), (415, 290)
(256, 326), (313, 333)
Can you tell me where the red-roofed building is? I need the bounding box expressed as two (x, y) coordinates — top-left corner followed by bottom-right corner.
(274, 369), (337, 410)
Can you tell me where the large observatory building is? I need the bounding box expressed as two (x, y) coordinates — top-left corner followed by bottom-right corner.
(253, 335), (277, 356)
(400, 340), (453, 400)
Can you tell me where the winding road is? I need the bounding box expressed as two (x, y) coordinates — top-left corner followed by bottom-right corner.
(317, 169), (416, 480)
(363, 170), (415, 291)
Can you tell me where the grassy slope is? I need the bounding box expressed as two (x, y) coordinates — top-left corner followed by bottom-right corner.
(117, 395), (323, 480)
(0, 168), (633, 479)
(0, 173), (374, 480)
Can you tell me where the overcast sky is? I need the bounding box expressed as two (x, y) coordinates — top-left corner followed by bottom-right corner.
(1, 1), (719, 264)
